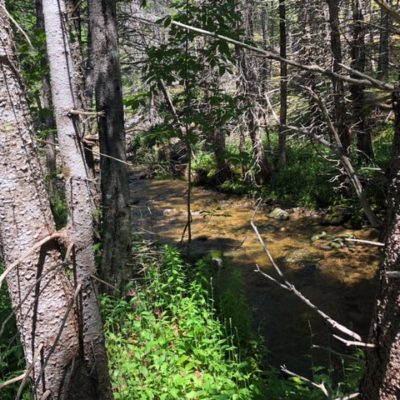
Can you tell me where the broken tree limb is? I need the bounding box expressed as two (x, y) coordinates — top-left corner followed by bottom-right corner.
(251, 221), (363, 342)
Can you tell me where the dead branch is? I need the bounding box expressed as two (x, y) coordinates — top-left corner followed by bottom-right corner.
(169, 20), (393, 91)
(344, 238), (384, 247)
(374, 0), (400, 24)
(0, 371), (26, 390)
(303, 87), (381, 228)
(333, 334), (375, 348)
(281, 365), (329, 397)
(0, 232), (65, 290)
(251, 221), (362, 342)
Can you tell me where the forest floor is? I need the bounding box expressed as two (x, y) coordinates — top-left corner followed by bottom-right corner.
(129, 172), (381, 375)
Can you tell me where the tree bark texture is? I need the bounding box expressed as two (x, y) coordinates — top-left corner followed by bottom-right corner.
(41, 0), (114, 398)
(88, 0), (131, 292)
(360, 84), (400, 400)
(378, 0), (391, 80)
(0, 3), (79, 398)
(35, 0), (58, 199)
(326, 0), (351, 151)
(278, 0), (287, 168)
(350, 0), (374, 162)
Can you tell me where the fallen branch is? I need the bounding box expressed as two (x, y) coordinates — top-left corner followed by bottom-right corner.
(281, 365), (329, 397)
(251, 221), (362, 342)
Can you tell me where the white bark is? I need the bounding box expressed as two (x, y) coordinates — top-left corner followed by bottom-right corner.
(0, 2), (79, 397)
(41, 1), (113, 398)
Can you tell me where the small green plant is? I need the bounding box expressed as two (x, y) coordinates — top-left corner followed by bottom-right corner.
(102, 245), (264, 399)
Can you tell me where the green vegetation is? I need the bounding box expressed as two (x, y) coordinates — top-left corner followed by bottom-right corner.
(102, 244), (263, 399)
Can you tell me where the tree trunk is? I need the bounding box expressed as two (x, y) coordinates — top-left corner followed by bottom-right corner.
(350, 0), (374, 162)
(213, 129), (231, 183)
(360, 84), (400, 399)
(88, 0), (131, 292)
(378, 0), (391, 80)
(0, 3), (79, 398)
(41, 0), (114, 398)
(278, 0), (287, 168)
(326, 0), (351, 151)
(35, 0), (57, 199)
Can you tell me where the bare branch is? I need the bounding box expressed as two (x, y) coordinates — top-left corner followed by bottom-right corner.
(251, 222), (363, 342)
(333, 334), (375, 348)
(281, 365), (329, 397)
(0, 371), (26, 390)
(170, 20), (393, 91)
(0, 232), (65, 290)
(374, 0), (400, 24)
(344, 238), (384, 247)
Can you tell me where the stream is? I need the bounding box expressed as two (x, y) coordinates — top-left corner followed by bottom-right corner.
(129, 175), (381, 375)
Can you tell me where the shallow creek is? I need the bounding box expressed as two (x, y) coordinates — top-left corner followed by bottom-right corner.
(130, 176), (381, 374)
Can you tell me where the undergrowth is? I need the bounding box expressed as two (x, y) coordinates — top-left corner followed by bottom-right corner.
(102, 244), (264, 399)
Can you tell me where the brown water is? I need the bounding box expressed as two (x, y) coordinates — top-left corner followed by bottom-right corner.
(130, 176), (381, 374)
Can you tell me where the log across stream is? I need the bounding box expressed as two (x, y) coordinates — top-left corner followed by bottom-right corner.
(130, 175), (381, 374)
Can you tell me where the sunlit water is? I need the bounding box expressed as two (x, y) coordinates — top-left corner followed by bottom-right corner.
(130, 176), (381, 374)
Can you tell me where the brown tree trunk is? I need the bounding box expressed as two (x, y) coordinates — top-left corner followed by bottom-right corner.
(278, 0), (287, 168)
(350, 0), (374, 163)
(41, 0), (114, 398)
(0, 3), (79, 398)
(360, 83), (400, 399)
(326, 0), (351, 152)
(378, 0), (391, 80)
(213, 129), (231, 183)
(88, 0), (131, 292)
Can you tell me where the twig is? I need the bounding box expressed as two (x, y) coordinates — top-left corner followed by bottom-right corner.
(0, 371), (26, 389)
(15, 343), (44, 400)
(68, 109), (105, 117)
(0, 232), (64, 290)
(334, 393), (360, 400)
(0, 4), (33, 49)
(91, 275), (120, 293)
(344, 238), (384, 247)
(34, 284), (82, 388)
(333, 335), (375, 348)
(40, 390), (51, 400)
(281, 365), (329, 397)
(251, 221), (363, 342)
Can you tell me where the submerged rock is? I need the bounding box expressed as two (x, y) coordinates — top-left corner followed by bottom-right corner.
(269, 207), (290, 221)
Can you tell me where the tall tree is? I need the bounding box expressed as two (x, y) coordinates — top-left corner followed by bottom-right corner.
(278, 0), (287, 168)
(41, 0), (114, 398)
(326, 0), (351, 151)
(360, 83), (400, 399)
(350, 0), (374, 162)
(88, 0), (131, 291)
(0, 2), (80, 397)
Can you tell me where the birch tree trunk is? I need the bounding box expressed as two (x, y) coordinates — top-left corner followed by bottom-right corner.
(0, 2), (79, 398)
(88, 0), (131, 291)
(41, 0), (114, 398)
